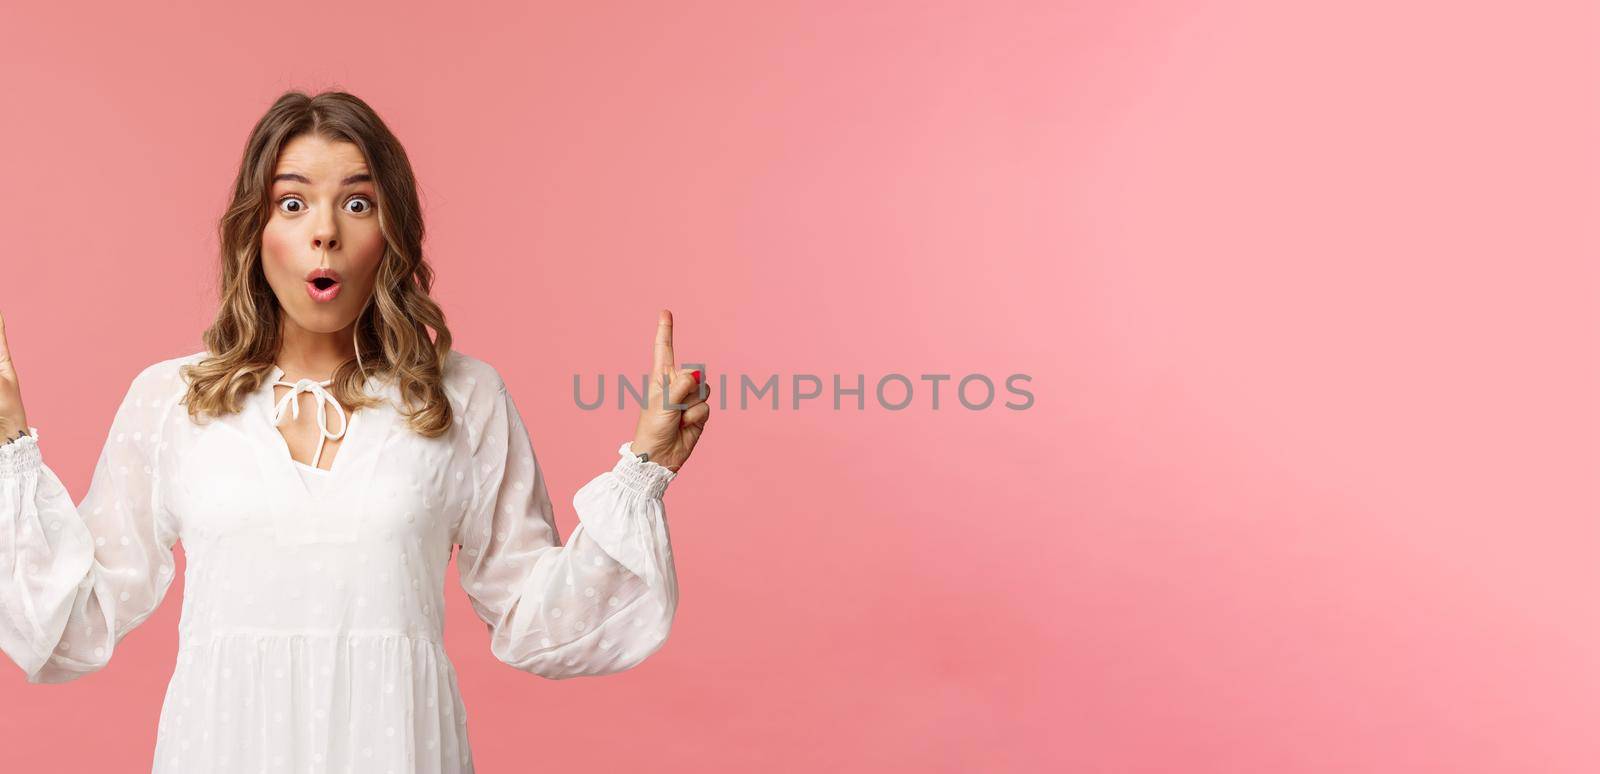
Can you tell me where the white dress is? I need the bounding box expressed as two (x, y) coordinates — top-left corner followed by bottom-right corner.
(0, 349), (680, 772)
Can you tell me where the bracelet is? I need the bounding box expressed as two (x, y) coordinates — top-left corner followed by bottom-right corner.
(1, 427), (27, 446)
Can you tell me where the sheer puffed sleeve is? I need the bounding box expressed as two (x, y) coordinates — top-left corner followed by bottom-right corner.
(0, 360), (183, 684)
(451, 364), (679, 679)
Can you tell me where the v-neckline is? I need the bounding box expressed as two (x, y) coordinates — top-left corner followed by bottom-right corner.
(259, 363), (366, 501)
(243, 364), (398, 545)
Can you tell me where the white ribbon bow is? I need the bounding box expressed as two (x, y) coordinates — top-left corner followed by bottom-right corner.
(270, 377), (349, 470)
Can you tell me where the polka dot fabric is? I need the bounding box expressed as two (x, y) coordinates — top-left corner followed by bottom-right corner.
(0, 349), (680, 772)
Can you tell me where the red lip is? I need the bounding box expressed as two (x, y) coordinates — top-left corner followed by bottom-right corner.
(305, 267), (343, 303)
(305, 267), (343, 284)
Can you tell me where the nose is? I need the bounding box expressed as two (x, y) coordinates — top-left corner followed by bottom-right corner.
(311, 207), (339, 251)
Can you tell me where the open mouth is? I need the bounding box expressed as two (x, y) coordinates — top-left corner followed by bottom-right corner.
(305, 269), (343, 302)
(304, 267), (344, 301)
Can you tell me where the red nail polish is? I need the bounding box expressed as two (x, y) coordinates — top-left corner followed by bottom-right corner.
(691, 370), (701, 384)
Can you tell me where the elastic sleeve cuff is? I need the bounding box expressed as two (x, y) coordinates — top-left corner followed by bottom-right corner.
(0, 427), (40, 477)
(611, 441), (677, 499)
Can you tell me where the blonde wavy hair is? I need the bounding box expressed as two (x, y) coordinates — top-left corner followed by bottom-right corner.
(180, 90), (454, 438)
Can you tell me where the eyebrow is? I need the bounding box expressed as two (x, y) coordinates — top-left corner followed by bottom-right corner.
(272, 172), (373, 185)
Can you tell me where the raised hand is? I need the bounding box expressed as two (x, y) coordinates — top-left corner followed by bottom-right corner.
(630, 309), (709, 472)
(0, 309), (28, 441)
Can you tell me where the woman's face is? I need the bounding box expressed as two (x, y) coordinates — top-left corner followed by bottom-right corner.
(261, 134), (384, 337)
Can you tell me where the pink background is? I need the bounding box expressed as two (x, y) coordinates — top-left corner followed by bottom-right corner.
(1, 1), (1597, 771)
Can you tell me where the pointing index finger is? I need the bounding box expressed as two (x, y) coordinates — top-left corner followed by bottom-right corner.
(653, 308), (675, 373)
(0, 308), (12, 370)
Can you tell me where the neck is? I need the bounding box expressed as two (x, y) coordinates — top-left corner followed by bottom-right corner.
(276, 317), (358, 382)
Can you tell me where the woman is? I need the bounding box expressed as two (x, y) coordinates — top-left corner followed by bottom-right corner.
(0, 90), (709, 772)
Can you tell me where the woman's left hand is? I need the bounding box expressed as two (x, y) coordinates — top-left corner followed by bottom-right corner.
(631, 309), (709, 472)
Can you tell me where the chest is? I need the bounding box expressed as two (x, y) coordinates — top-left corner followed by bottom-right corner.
(272, 395), (346, 470)
(162, 391), (472, 550)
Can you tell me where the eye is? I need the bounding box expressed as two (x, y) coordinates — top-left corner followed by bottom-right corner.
(345, 195), (374, 215)
(277, 195), (306, 214)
